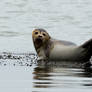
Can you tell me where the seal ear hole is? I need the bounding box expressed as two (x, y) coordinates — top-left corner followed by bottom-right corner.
(35, 32), (38, 35)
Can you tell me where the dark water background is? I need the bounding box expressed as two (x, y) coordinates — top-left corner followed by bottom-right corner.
(0, 0), (92, 92)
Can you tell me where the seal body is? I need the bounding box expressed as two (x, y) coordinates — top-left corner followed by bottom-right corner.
(49, 39), (86, 61)
(32, 29), (92, 62)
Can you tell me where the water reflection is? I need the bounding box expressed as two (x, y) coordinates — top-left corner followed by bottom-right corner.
(33, 60), (92, 90)
(0, 52), (92, 92)
(33, 65), (53, 88)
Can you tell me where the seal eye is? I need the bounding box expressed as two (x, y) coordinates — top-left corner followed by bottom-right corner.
(35, 32), (38, 35)
(43, 33), (46, 36)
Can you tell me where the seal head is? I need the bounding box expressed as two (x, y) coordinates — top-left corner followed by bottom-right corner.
(32, 29), (51, 60)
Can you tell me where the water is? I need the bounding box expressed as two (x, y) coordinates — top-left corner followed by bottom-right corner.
(0, 0), (92, 92)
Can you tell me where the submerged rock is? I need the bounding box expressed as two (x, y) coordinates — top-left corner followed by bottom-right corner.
(0, 52), (38, 66)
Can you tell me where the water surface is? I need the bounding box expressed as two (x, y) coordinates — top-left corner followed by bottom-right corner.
(0, 0), (92, 92)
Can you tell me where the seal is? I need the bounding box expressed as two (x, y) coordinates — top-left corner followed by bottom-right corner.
(32, 28), (92, 63)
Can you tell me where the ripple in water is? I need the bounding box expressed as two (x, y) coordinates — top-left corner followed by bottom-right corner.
(0, 52), (92, 92)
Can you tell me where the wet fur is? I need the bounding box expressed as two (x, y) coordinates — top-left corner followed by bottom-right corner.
(32, 29), (92, 63)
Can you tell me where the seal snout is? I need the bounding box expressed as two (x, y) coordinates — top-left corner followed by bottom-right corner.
(35, 37), (43, 44)
(38, 35), (43, 38)
(34, 33), (44, 45)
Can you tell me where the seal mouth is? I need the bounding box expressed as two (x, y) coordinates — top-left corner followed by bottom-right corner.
(35, 38), (43, 45)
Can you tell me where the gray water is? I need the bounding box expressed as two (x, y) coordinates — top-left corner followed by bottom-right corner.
(0, 0), (92, 92)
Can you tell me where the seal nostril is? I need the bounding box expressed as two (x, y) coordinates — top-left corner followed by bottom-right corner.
(38, 35), (42, 38)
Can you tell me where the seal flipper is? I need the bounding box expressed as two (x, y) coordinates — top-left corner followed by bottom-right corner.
(80, 39), (92, 62)
(81, 39), (92, 48)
